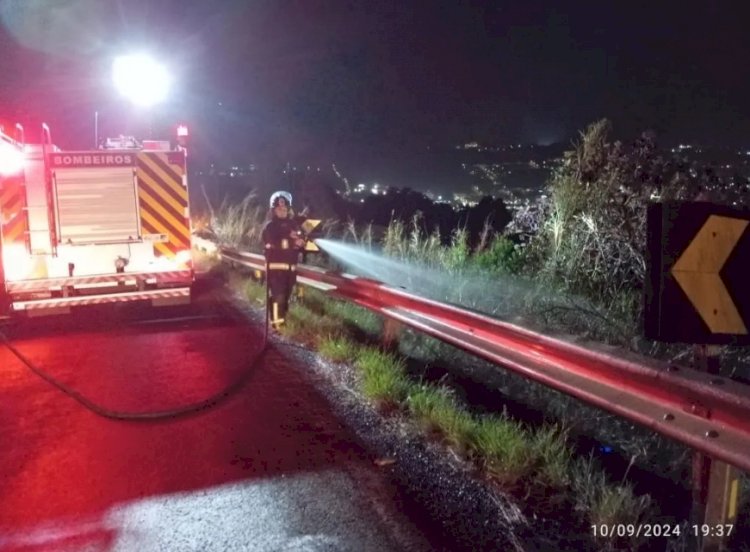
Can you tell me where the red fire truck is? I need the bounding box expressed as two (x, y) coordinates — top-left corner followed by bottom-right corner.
(0, 123), (193, 317)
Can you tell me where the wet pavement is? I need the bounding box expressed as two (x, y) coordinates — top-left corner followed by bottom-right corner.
(0, 281), (432, 551)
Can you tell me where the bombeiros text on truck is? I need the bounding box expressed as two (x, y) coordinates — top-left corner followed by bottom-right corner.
(0, 122), (194, 317)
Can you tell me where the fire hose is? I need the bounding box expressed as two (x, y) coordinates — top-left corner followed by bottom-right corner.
(0, 265), (273, 422)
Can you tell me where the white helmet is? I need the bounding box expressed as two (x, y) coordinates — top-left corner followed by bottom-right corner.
(270, 190), (293, 208)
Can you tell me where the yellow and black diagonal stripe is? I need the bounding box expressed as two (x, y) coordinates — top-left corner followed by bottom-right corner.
(136, 152), (190, 258)
(0, 175), (30, 248)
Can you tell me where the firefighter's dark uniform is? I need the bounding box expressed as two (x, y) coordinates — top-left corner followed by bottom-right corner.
(261, 212), (302, 329)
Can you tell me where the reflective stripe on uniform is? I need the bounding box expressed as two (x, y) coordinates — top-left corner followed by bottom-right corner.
(268, 263), (296, 271)
(271, 302), (285, 326)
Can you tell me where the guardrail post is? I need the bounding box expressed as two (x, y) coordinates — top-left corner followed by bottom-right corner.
(382, 318), (403, 350)
(692, 344), (740, 552)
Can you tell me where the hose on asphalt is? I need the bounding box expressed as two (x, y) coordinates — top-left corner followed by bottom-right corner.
(0, 272), (272, 422)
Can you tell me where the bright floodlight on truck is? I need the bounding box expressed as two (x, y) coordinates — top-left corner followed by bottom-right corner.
(112, 54), (171, 107)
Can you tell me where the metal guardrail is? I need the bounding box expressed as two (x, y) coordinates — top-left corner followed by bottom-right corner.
(220, 246), (750, 473)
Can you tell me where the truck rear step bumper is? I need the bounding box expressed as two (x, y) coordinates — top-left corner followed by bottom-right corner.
(11, 287), (191, 316)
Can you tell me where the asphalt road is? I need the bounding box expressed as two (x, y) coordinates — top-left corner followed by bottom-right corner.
(0, 282), (432, 551)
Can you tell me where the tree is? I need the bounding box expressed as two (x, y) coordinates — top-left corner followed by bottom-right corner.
(457, 196), (512, 247)
(527, 119), (735, 328)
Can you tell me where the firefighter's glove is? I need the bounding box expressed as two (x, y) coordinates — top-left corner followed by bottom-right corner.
(290, 230), (305, 249)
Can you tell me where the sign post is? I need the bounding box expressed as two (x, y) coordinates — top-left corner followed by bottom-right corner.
(690, 345), (740, 552)
(646, 201), (746, 551)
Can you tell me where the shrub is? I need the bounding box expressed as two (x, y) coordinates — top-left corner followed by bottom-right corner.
(473, 235), (525, 275)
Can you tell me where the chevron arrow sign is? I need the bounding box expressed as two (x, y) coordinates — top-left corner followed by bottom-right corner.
(298, 218), (322, 252)
(645, 202), (750, 344)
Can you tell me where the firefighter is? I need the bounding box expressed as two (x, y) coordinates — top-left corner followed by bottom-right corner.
(261, 191), (304, 330)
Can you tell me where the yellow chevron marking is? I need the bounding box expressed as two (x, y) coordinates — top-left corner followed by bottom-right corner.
(154, 241), (174, 258)
(138, 171), (185, 216)
(139, 154), (187, 203)
(159, 152), (185, 176)
(1, 195), (23, 219)
(139, 188), (190, 243)
(140, 207), (189, 248)
(1, 190), (21, 210)
(672, 215), (748, 334)
(141, 211), (189, 247)
(4, 223), (24, 242)
(150, 151), (184, 177)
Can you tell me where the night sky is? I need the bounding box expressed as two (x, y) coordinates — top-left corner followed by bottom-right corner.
(1, 0), (749, 164)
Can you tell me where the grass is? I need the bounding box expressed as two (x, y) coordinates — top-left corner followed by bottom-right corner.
(572, 455), (653, 532)
(323, 297), (383, 336)
(290, 288), (383, 339)
(354, 348), (411, 407)
(318, 336), (360, 362)
(471, 414), (536, 486)
(406, 386), (573, 491)
(407, 385), (475, 451)
(244, 278), (266, 306)
(407, 384), (455, 425)
(208, 192), (266, 249)
(340, 315), (652, 540)
(532, 425), (573, 489)
(400, 330), (691, 485)
(240, 277), (349, 347)
(281, 303), (343, 345)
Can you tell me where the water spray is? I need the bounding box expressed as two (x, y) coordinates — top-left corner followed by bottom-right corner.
(312, 238), (603, 324)
(313, 239), (524, 312)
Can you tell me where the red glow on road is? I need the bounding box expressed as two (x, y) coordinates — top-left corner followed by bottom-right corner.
(0, 309), (368, 544)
